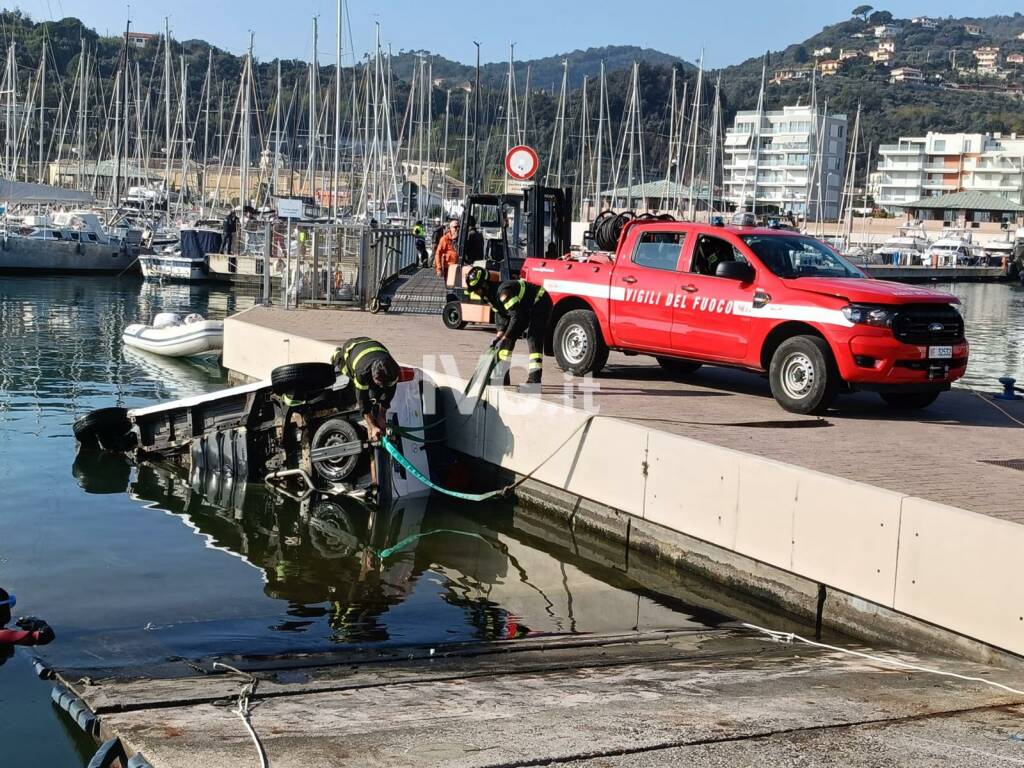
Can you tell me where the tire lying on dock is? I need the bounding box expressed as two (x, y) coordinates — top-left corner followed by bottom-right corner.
(270, 362), (337, 400)
(73, 407), (136, 452)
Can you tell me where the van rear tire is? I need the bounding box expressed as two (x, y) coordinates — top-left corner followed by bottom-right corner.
(553, 310), (608, 375)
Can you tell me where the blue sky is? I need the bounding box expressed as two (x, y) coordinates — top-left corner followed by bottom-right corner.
(15, 0), (1024, 66)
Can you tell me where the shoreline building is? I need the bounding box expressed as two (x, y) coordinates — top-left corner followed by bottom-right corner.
(722, 104), (847, 221)
(875, 132), (1024, 213)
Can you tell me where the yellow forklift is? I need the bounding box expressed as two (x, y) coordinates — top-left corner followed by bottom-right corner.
(442, 185), (572, 330)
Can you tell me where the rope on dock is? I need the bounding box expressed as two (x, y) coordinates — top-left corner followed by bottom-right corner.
(742, 623), (1024, 697)
(967, 385), (1024, 428)
(211, 662), (269, 768)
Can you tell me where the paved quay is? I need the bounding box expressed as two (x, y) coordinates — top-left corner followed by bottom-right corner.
(235, 304), (1024, 523)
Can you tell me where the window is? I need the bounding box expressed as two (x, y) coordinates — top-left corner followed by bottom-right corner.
(691, 235), (746, 277)
(741, 235), (864, 279)
(964, 139), (973, 152)
(934, 139), (946, 152)
(632, 231), (686, 271)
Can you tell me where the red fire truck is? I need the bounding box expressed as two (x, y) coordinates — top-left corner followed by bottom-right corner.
(522, 219), (968, 414)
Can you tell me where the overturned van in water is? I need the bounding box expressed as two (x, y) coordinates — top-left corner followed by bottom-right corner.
(72, 361), (433, 505)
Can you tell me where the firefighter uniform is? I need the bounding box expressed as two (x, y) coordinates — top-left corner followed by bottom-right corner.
(332, 337), (400, 420)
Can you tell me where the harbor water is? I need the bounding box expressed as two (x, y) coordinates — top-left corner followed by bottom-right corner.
(0, 276), (730, 765)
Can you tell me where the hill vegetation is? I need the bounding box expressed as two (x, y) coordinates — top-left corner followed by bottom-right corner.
(3, 7), (1024, 194)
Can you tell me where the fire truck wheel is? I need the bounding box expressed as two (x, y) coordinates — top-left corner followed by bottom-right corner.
(769, 335), (838, 415)
(656, 357), (703, 377)
(442, 301), (467, 330)
(553, 310), (608, 375)
(271, 362), (337, 397)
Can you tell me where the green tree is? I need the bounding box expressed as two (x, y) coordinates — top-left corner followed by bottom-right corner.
(852, 5), (873, 21)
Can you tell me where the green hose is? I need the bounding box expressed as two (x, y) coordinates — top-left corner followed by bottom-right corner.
(375, 529), (494, 559)
(380, 435), (506, 502)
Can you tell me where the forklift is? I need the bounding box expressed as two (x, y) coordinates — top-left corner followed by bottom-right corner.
(442, 185), (572, 330)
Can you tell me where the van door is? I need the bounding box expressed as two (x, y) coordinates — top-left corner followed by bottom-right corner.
(671, 232), (754, 362)
(610, 229), (688, 351)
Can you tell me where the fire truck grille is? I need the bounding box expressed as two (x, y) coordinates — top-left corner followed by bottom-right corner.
(892, 305), (964, 345)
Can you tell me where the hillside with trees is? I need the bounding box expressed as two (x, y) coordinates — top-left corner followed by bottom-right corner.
(2, 7), (1024, 197)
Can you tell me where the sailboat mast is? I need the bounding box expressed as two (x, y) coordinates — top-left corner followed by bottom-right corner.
(332, 0), (343, 219)
(179, 55), (188, 206)
(594, 61), (605, 213)
(163, 18), (172, 219)
(203, 49), (212, 203)
(37, 35), (46, 183)
(307, 17), (318, 202)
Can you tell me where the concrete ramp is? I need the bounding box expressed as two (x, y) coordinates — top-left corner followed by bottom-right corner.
(64, 630), (1024, 768)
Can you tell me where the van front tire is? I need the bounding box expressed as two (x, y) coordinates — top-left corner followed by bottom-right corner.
(768, 336), (838, 415)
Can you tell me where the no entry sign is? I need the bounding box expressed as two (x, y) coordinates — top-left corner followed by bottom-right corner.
(505, 145), (539, 181)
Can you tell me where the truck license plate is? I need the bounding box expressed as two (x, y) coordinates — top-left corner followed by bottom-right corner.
(928, 345), (953, 359)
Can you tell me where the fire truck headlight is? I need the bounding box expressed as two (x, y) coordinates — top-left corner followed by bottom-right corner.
(842, 304), (895, 328)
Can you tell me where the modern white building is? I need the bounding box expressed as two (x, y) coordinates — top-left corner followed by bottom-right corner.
(890, 67), (924, 83)
(722, 104), (847, 220)
(875, 132), (1024, 212)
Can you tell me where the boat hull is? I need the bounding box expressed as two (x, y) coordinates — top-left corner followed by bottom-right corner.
(140, 254), (209, 282)
(0, 235), (140, 273)
(122, 320), (224, 358)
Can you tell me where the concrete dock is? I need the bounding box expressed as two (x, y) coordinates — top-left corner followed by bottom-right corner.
(59, 629), (1024, 767)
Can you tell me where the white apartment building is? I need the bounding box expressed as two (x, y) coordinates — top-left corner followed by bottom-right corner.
(890, 67), (924, 83)
(974, 46), (1001, 75)
(722, 105), (848, 221)
(875, 132), (1024, 212)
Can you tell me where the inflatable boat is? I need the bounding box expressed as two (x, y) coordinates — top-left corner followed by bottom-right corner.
(122, 312), (223, 358)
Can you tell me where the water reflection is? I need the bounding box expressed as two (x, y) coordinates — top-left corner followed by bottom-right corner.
(54, 454), (726, 666)
(941, 282), (1024, 387)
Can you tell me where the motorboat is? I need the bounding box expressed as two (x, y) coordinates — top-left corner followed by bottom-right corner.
(0, 208), (143, 273)
(872, 226), (931, 266)
(139, 226), (221, 282)
(925, 230), (976, 267)
(122, 312), (223, 358)
(140, 249), (210, 281)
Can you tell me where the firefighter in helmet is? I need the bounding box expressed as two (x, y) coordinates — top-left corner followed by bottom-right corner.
(465, 266), (551, 387)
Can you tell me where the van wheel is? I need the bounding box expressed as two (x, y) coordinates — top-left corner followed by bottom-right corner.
(881, 391), (940, 410)
(73, 407), (134, 451)
(271, 362), (337, 398)
(553, 309), (608, 375)
(442, 301), (467, 330)
(769, 336), (838, 415)
(656, 357), (702, 377)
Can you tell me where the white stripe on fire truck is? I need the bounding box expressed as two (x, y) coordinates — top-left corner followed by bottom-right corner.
(543, 278), (853, 328)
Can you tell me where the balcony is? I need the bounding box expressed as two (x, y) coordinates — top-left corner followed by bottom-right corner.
(879, 144), (926, 155)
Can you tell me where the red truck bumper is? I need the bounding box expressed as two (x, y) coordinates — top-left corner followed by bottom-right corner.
(834, 333), (969, 391)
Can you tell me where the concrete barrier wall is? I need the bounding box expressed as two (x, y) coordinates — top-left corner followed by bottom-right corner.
(225, 314), (1024, 657)
(223, 310), (337, 380)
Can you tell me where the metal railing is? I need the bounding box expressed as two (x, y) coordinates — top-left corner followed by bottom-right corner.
(261, 221), (417, 309)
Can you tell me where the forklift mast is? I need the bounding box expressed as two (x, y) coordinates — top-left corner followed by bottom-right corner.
(524, 185), (573, 260)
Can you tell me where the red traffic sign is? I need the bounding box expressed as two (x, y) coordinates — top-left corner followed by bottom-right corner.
(505, 145), (539, 180)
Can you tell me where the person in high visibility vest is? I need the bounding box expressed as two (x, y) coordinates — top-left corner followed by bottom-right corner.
(465, 267), (551, 387)
(332, 338), (401, 441)
(412, 221), (428, 268)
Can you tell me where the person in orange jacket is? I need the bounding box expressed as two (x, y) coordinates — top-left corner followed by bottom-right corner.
(434, 219), (460, 277)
